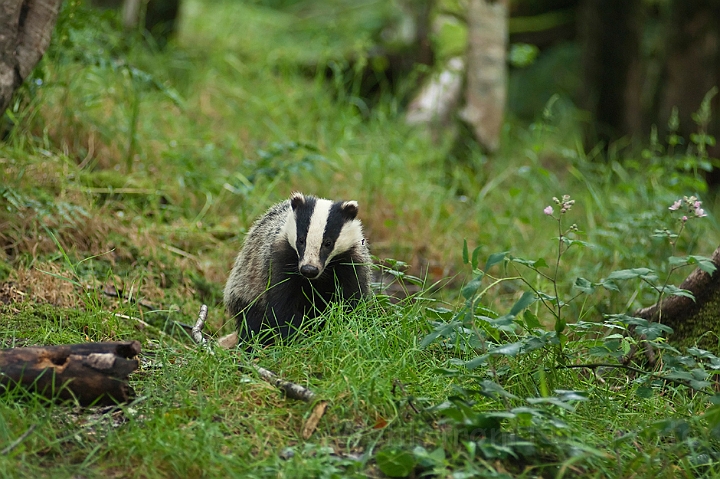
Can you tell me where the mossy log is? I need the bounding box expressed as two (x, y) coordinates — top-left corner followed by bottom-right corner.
(635, 245), (720, 349)
(0, 341), (140, 405)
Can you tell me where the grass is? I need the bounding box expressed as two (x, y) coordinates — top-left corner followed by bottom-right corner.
(1, 0), (720, 477)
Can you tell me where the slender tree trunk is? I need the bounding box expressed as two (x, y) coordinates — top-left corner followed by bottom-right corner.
(0, 0), (62, 115)
(461, 0), (509, 153)
(657, 0), (720, 146)
(578, 0), (641, 144)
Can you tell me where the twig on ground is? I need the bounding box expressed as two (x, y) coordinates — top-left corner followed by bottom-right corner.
(302, 401), (328, 439)
(251, 365), (317, 403)
(1, 425), (36, 455)
(190, 304), (319, 403)
(191, 304), (209, 347)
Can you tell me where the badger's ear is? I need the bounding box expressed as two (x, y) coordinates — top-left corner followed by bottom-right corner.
(341, 200), (359, 220)
(290, 192), (305, 211)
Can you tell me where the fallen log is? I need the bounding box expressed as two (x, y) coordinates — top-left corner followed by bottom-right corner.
(635, 245), (720, 349)
(0, 341), (140, 406)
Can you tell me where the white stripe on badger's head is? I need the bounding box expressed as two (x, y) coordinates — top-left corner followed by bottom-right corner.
(332, 201), (363, 259)
(281, 193), (365, 280)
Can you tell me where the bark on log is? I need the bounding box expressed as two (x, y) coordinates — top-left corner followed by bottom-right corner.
(0, 341), (140, 406)
(461, 0), (509, 153)
(0, 0), (62, 114)
(635, 245), (720, 348)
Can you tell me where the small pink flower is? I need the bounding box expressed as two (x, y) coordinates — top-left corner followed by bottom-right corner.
(694, 201), (702, 209)
(682, 215), (688, 222)
(696, 208), (707, 217)
(669, 200), (682, 211)
(544, 206), (554, 215)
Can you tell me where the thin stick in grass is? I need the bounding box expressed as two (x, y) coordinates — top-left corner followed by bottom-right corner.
(191, 304), (318, 403)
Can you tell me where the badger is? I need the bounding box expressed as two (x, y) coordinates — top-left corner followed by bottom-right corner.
(223, 192), (372, 345)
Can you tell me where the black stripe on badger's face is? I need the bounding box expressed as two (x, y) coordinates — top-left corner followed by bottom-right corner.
(283, 193), (362, 280)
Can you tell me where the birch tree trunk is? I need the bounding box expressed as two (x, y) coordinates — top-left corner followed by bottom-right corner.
(461, 0), (509, 153)
(0, 0), (62, 115)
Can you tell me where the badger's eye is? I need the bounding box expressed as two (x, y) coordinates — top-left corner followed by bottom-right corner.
(297, 237), (305, 246)
(323, 239), (332, 248)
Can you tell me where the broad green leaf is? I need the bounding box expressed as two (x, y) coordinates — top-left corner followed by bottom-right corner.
(509, 256), (548, 269)
(486, 314), (516, 332)
(412, 446), (446, 468)
(523, 310), (542, 329)
(663, 285), (695, 301)
(465, 354), (489, 370)
(668, 256), (689, 267)
(598, 279), (620, 292)
(689, 379), (712, 390)
(554, 390), (589, 402)
(560, 238), (592, 249)
(641, 419), (690, 440)
(426, 307), (454, 321)
(526, 396), (576, 412)
(665, 371), (694, 381)
(574, 277), (595, 294)
(606, 268), (658, 282)
(420, 321), (462, 348)
(688, 255), (717, 274)
(510, 291), (537, 316)
(688, 347), (719, 360)
(376, 448), (416, 478)
(484, 251), (509, 272)
(491, 341), (524, 356)
(634, 321), (673, 340)
(475, 304), (499, 319)
(537, 291), (557, 302)
(477, 380), (518, 400)
(461, 276), (483, 299)
(636, 386), (654, 398)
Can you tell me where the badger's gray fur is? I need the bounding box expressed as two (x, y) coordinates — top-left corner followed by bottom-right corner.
(223, 192), (372, 345)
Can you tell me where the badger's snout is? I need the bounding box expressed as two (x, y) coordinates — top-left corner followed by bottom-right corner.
(299, 264), (321, 279)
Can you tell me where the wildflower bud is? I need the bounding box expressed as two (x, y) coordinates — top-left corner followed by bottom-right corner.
(544, 206), (554, 215)
(682, 215), (688, 222)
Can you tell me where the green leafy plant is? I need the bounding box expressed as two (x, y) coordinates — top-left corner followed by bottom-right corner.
(417, 193), (719, 476)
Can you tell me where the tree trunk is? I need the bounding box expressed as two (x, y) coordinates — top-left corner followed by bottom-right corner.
(0, 341), (140, 406)
(578, 0), (642, 144)
(0, 0), (62, 115)
(656, 1), (720, 149)
(461, 0), (509, 153)
(635, 245), (720, 349)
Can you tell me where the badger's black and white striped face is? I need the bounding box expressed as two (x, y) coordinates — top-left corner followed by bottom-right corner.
(282, 192), (364, 280)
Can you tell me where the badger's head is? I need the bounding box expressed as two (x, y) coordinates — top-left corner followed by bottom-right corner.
(282, 192), (365, 280)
